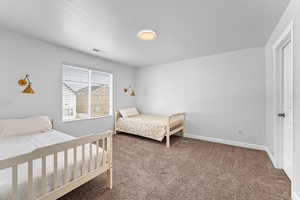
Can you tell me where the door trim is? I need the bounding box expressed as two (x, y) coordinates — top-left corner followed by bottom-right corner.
(272, 21), (294, 196)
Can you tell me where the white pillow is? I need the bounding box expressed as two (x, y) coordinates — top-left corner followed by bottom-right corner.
(119, 107), (139, 118)
(0, 116), (52, 137)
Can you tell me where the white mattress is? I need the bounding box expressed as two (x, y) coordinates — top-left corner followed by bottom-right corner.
(0, 130), (105, 200)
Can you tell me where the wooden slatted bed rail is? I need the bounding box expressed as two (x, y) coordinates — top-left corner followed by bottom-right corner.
(0, 130), (113, 200)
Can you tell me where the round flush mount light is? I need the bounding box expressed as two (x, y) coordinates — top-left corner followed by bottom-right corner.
(137, 30), (157, 40)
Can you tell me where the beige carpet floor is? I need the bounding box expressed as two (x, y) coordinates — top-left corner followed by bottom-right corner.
(60, 133), (290, 200)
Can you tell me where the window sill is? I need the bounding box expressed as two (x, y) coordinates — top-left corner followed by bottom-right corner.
(62, 115), (113, 123)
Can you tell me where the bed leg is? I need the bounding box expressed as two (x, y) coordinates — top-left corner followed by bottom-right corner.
(166, 135), (170, 148)
(107, 132), (113, 189)
(166, 117), (171, 148)
(182, 114), (186, 137)
(107, 167), (113, 189)
(182, 125), (185, 137)
(166, 127), (170, 148)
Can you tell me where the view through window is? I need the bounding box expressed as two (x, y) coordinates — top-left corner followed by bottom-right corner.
(62, 65), (113, 121)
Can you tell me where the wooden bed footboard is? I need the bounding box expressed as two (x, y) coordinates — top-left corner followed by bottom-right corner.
(0, 130), (113, 200)
(166, 113), (186, 148)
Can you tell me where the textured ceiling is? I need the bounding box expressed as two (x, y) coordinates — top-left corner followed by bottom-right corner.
(0, 0), (290, 67)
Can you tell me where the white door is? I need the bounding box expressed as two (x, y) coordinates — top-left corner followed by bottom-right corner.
(282, 41), (293, 180)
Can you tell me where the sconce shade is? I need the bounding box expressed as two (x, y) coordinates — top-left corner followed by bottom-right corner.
(18, 74), (35, 94)
(130, 91), (136, 96)
(124, 85), (136, 96)
(22, 83), (35, 94)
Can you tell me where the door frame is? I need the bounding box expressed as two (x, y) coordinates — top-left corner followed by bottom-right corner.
(272, 21), (294, 195)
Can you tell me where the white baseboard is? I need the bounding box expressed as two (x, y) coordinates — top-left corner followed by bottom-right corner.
(264, 148), (278, 168)
(184, 133), (266, 151)
(294, 193), (300, 200)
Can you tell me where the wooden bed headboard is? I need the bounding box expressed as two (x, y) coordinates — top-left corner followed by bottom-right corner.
(114, 111), (121, 133)
(51, 119), (54, 129)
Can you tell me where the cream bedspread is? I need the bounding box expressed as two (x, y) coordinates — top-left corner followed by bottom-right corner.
(116, 115), (183, 141)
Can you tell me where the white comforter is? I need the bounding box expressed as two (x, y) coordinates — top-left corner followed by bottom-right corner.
(0, 130), (105, 200)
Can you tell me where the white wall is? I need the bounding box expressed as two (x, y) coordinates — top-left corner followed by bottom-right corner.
(136, 47), (266, 146)
(0, 28), (136, 136)
(265, 0), (300, 198)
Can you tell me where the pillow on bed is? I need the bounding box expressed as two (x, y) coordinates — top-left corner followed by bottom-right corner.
(119, 107), (139, 118)
(0, 116), (52, 137)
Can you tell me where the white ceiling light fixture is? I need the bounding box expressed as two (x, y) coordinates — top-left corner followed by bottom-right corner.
(137, 30), (157, 41)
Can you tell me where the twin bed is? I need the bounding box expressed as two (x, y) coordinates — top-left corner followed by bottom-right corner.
(115, 108), (185, 147)
(0, 116), (113, 200)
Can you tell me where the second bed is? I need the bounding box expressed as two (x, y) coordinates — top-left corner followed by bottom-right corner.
(115, 108), (185, 147)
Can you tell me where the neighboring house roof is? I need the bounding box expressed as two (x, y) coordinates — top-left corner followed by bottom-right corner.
(63, 83), (76, 94)
(64, 82), (108, 95)
(77, 85), (108, 94)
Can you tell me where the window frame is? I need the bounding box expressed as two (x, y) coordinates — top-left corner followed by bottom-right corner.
(61, 63), (114, 122)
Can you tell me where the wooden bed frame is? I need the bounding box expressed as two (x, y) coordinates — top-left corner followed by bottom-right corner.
(114, 111), (185, 148)
(165, 112), (186, 147)
(0, 130), (113, 200)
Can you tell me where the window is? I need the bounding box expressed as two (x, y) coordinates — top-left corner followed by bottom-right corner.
(62, 65), (113, 121)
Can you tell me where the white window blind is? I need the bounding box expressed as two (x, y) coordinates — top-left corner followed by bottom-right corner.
(62, 65), (113, 121)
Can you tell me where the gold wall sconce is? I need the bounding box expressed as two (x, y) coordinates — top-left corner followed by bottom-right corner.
(18, 74), (35, 94)
(123, 85), (136, 96)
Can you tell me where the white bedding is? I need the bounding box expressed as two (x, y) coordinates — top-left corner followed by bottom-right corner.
(0, 130), (105, 200)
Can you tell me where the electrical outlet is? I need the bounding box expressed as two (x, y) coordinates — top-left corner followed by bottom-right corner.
(238, 130), (244, 135)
